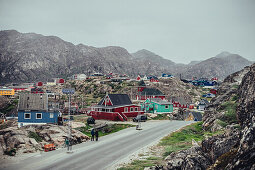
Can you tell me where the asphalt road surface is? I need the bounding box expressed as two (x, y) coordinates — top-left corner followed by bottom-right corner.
(3, 120), (192, 170)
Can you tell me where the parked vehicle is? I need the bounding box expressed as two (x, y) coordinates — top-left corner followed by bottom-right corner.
(87, 117), (95, 124)
(133, 115), (147, 122)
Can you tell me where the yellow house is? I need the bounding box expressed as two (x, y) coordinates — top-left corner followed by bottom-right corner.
(0, 89), (15, 96)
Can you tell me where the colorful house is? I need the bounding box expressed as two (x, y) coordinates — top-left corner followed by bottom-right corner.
(0, 89), (15, 96)
(142, 98), (173, 113)
(170, 97), (188, 108)
(197, 99), (210, 111)
(210, 88), (217, 95)
(161, 74), (174, 79)
(136, 87), (165, 100)
(18, 93), (60, 127)
(90, 94), (144, 121)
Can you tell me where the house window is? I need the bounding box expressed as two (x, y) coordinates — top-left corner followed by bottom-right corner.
(135, 107), (138, 111)
(24, 113), (31, 119)
(50, 113), (54, 118)
(124, 107), (128, 112)
(155, 105), (158, 109)
(165, 105), (169, 109)
(36, 113), (42, 119)
(130, 107), (134, 112)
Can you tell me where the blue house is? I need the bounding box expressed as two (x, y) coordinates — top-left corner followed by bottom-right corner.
(18, 93), (60, 127)
(161, 74), (174, 78)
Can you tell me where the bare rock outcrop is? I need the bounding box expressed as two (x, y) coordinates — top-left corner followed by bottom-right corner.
(0, 124), (89, 156)
(225, 63), (255, 169)
(164, 126), (240, 170)
(164, 64), (255, 169)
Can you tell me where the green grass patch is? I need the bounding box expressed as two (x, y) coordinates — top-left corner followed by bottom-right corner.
(28, 131), (42, 142)
(219, 101), (238, 124)
(217, 119), (228, 128)
(78, 123), (135, 137)
(159, 122), (204, 157)
(118, 157), (163, 170)
(232, 84), (239, 89)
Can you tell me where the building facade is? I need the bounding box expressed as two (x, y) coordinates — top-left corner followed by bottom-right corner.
(90, 94), (144, 121)
(142, 98), (173, 113)
(18, 93), (59, 127)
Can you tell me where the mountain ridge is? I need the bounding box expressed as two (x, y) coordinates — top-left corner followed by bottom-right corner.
(0, 30), (253, 83)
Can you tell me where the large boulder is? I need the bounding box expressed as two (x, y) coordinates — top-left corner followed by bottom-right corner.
(165, 146), (211, 169)
(0, 124), (89, 156)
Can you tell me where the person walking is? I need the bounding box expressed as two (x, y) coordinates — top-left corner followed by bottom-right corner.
(95, 129), (99, 141)
(91, 128), (95, 141)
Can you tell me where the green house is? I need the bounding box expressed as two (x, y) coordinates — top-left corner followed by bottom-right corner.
(142, 98), (173, 113)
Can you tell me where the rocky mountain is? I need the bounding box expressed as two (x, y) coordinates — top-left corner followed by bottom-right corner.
(0, 30), (137, 84)
(132, 49), (186, 76)
(181, 52), (253, 80)
(164, 63), (255, 169)
(0, 30), (253, 84)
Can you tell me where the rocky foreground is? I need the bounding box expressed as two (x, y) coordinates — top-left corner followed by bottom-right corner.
(0, 123), (89, 156)
(162, 64), (255, 170)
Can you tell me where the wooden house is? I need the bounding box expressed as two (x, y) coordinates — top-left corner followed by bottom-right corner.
(18, 93), (60, 127)
(197, 99), (209, 111)
(170, 97), (188, 108)
(142, 98), (173, 113)
(90, 94), (144, 121)
(136, 87), (165, 100)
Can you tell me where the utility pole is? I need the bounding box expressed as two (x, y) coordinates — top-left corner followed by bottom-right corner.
(62, 88), (75, 153)
(68, 93), (71, 152)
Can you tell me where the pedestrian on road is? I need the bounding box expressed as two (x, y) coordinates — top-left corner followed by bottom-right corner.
(65, 137), (69, 147)
(95, 129), (99, 141)
(91, 128), (95, 141)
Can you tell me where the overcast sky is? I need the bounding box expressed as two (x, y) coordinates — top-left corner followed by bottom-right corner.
(0, 0), (254, 63)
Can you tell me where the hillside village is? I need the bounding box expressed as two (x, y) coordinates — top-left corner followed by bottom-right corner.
(0, 72), (220, 158)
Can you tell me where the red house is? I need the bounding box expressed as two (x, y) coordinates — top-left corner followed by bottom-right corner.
(90, 94), (144, 121)
(136, 75), (141, 81)
(210, 89), (217, 95)
(136, 87), (165, 100)
(150, 78), (159, 82)
(170, 97), (188, 108)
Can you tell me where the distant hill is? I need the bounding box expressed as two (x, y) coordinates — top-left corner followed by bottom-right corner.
(180, 52), (253, 80)
(0, 30), (253, 83)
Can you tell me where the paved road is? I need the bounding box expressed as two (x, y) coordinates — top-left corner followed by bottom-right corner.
(3, 120), (192, 170)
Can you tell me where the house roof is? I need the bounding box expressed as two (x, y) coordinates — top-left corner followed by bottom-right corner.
(170, 97), (188, 105)
(98, 94), (132, 106)
(18, 93), (48, 111)
(191, 112), (202, 121)
(185, 112), (202, 121)
(199, 99), (210, 105)
(148, 98), (172, 105)
(141, 88), (163, 96)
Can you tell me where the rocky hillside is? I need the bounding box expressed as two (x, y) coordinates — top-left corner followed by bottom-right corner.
(0, 30), (253, 83)
(132, 49), (186, 75)
(164, 63), (255, 169)
(0, 30), (137, 84)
